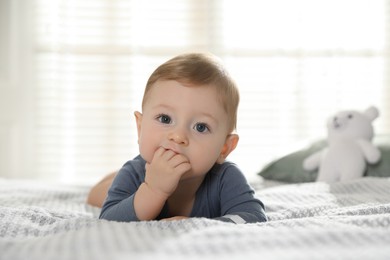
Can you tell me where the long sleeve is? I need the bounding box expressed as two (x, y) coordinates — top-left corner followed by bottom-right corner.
(99, 157), (267, 223)
(209, 163), (267, 224)
(99, 158), (145, 222)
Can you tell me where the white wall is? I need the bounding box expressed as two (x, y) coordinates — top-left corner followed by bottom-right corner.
(0, 0), (35, 179)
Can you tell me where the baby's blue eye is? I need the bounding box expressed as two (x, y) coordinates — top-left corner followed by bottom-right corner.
(195, 123), (209, 133)
(157, 114), (171, 124)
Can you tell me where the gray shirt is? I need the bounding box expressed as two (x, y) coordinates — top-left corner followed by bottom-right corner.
(100, 156), (267, 224)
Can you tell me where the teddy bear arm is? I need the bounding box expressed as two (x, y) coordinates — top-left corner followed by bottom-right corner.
(356, 140), (381, 164)
(303, 150), (324, 171)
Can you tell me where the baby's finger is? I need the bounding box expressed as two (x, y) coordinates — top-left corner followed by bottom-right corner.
(145, 162), (150, 172)
(174, 162), (191, 176)
(161, 149), (178, 161)
(153, 146), (166, 159)
(169, 153), (189, 167)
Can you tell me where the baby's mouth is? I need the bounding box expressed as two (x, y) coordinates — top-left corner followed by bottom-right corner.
(161, 146), (180, 154)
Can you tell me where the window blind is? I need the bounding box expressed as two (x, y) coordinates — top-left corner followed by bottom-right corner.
(34, 0), (390, 183)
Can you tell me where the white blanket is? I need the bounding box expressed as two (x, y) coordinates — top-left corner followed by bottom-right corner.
(1, 177), (390, 260)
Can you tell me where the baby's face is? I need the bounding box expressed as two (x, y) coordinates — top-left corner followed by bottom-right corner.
(136, 80), (231, 180)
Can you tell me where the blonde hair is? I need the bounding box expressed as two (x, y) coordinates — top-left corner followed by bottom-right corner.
(142, 53), (240, 133)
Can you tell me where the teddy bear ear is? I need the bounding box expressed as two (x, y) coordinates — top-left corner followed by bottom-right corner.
(364, 106), (379, 121)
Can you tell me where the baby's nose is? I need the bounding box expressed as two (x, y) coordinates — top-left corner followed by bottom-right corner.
(168, 130), (189, 146)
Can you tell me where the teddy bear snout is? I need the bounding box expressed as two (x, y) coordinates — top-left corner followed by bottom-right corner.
(332, 114), (353, 129)
(333, 117), (342, 128)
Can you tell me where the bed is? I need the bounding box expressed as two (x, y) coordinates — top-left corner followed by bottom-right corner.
(1, 175), (390, 260)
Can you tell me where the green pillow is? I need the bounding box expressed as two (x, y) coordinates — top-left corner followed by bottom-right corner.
(258, 137), (390, 183)
(366, 142), (390, 177)
(258, 140), (325, 183)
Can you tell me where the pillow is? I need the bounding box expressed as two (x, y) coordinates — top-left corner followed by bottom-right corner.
(258, 140), (325, 183)
(258, 137), (390, 183)
(365, 136), (390, 177)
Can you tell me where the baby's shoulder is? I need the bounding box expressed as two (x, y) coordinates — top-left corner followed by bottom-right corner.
(213, 160), (241, 173)
(118, 155), (146, 180)
(209, 161), (245, 183)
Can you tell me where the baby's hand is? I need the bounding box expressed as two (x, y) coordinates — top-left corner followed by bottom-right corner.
(160, 216), (189, 221)
(144, 147), (191, 199)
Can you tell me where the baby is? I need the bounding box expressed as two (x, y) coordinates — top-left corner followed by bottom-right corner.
(97, 53), (267, 223)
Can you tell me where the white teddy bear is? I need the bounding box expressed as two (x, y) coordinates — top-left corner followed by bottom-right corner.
(303, 106), (381, 183)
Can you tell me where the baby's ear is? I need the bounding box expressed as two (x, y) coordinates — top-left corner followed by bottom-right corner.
(217, 134), (239, 164)
(134, 111), (143, 140)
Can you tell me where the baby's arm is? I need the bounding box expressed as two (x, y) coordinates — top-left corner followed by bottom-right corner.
(134, 147), (191, 220)
(99, 164), (142, 222)
(217, 165), (267, 224)
(100, 149), (191, 222)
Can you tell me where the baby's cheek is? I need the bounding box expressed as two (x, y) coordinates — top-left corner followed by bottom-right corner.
(138, 141), (154, 163)
(192, 153), (220, 174)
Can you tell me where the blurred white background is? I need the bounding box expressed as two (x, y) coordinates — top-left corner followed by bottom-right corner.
(1, 0), (389, 184)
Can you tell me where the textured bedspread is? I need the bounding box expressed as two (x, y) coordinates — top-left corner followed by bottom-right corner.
(1, 177), (390, 260)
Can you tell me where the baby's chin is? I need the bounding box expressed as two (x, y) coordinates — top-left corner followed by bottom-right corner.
(179, 167), (213, 182)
